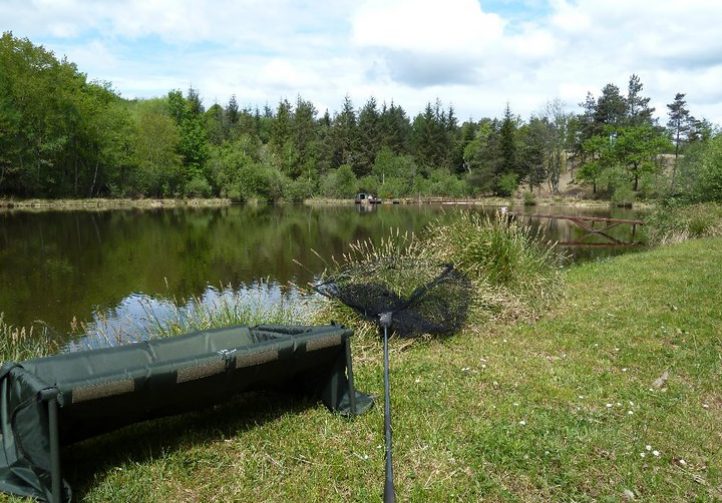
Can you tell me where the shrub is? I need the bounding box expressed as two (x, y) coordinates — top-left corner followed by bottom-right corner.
(611, 185), (635, 207)
(495, 173), (518, 197)
(320, 165), (358, 198)
(677, 135), (722, 203)
(185, 176), (213, 198)
(357, 175), (380, 196)
(284, 176), (315, 203)
(523, 191), (537, 206)
(428, 169), (468, 197)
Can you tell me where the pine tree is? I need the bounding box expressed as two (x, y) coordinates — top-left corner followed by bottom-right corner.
(521, 117), (550, 191)
(667, 92), (692, 190)
(595, 84), (627, 128)
(356, 96), (381, 177)
(499, 103), (518, 176)
(626, 74), (654, 126)
(186, 86), (204, 115)
(380, 101), (411, 154)
(226, 95), (239, 126)
(330, 96), (357, 169)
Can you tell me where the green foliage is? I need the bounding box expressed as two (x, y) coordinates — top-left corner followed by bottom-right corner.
(427, 169), (467, 197)
(676, 135), (722, 203)
(167, 89), (209, 183)
(0, 32), (135, 197)
(647, 202), (722, 244)
(129, 99), (184, 196)
(580, 124), (670, 196)
(371, 147), (417, 197)
(356, 175), (379, 195)
(185, 176), (212, 198)
(611, 184), (635, 207)
(284, 176), (315, 203)
(523, 191), (537, 206)
(0, 36), (710, 203)
(319, 164), (358, 198)
(496, 172), (519, 197)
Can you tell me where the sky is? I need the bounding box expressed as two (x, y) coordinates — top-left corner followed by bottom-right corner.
(2, 0), (722, 124)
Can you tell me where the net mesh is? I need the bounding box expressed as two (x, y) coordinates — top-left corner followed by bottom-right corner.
(315, 258), (472, 338)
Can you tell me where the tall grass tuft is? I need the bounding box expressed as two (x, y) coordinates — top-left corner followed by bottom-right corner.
(0, 313), (60, 361)
(312, 211), (564, 335)
(647, 202), (722, 245)
(425, 211), (562, 295)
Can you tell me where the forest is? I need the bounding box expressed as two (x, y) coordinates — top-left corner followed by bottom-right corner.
(1, 32), (719, 204)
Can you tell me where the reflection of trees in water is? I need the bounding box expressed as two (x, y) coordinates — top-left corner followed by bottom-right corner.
(0, 205), (647, 333)
(0, 206), (447, 331)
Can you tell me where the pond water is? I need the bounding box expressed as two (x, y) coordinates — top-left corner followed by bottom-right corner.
(0, 204), (646, 344)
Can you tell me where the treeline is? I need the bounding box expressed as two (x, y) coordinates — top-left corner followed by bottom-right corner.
(0, 32), (718, 202)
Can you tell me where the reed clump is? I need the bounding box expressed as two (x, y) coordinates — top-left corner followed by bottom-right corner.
(647, 202), (722, 245)
(0, 313), (59, 361)
(313, 211), (565, 334)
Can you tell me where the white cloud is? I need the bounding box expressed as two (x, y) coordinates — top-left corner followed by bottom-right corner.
(353, 0), (504, 55)
(2, 0), (722, 123)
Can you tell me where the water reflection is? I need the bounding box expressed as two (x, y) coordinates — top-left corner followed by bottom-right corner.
(0, 204), (647, 344)
(67, 281), (311, 351)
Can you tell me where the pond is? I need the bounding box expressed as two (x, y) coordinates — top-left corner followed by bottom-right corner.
(0, 204), (647, 345)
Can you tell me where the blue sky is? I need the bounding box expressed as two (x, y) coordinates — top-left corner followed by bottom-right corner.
(2, 0), (722, 124)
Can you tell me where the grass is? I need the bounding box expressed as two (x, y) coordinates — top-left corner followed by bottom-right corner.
(647, 202), (722, 245)
(3, 237), (721, 501)
(0, 313), (59, 361)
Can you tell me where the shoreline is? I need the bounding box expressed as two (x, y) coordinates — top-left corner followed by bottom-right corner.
(0, 195), (654, 213)
(0, 197), (232, 212)
(304, 196), (653, 210)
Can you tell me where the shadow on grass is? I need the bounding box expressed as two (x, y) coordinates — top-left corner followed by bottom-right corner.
(62, 390), (318, 498)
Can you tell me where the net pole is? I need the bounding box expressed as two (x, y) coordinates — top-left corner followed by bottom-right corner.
(383, 324), (395, 503)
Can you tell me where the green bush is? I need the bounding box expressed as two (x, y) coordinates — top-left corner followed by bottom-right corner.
(320, 165), (357, 198)
(185, 176), (213, 197)
(378, 176), (411, 199)
(523, 191), (537, 206)
(495, 173), (518, 197)
(677, 135), (722, 203)
(611, 184), (635, 207)
(357, 175), (380, 196)
(284, 176), (315, 203)
(428, 169), (468, 197)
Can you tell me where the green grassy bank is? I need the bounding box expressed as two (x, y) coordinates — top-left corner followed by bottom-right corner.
(3, 238), (721, 502)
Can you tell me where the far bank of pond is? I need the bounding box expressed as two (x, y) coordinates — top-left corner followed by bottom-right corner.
(0, 197), (232, 212)
(0, 204), (647, 343)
